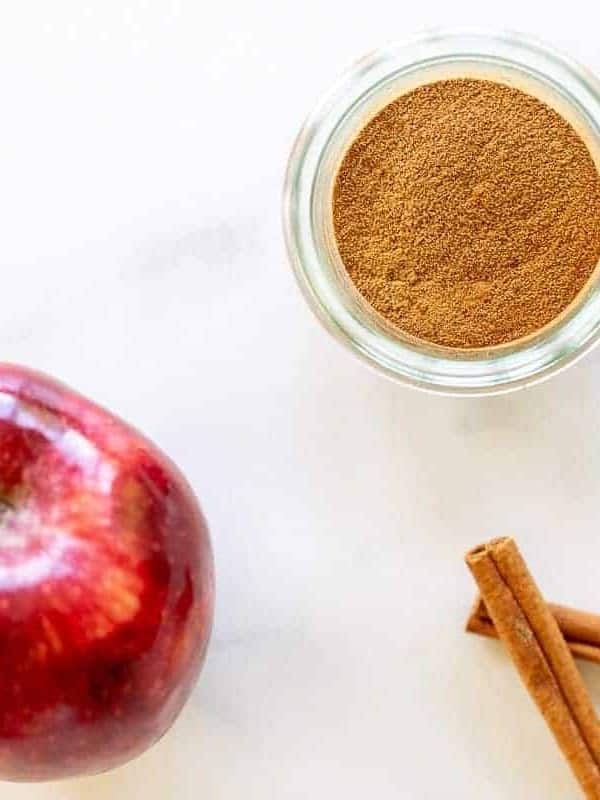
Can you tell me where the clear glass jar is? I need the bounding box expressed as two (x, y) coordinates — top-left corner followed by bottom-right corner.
(283, 30), (600, 395)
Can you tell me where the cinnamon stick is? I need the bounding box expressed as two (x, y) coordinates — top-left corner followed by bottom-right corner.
(465, 538), (600, 798)
(467, 596), (600, 665)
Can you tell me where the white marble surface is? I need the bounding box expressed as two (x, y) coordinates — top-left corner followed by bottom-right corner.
(3, 2), (600, 798)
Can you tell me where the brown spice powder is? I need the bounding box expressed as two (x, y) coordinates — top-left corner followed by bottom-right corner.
(332, 78), (600, 348)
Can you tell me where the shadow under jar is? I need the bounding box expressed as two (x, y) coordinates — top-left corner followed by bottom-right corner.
(283, 30), (600, 395)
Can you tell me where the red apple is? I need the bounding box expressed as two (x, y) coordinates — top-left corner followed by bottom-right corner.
(0, 365), (214, 781)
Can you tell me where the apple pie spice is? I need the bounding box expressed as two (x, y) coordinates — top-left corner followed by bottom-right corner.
(332, 78), (600, 348)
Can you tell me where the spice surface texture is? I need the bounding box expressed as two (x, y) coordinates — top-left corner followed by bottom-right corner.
(333, 78), (600, 348)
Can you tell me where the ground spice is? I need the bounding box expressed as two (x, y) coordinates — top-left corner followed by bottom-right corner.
(332, 78), (600, 348)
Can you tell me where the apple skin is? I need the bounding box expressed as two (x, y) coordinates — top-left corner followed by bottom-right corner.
(0, 365), (214, 781)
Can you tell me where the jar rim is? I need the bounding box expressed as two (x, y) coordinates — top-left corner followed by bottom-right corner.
(283, 29), (600, 396)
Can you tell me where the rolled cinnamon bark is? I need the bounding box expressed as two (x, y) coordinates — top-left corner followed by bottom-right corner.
(467, 597), (600, 665)
(465, 538), (600, 799)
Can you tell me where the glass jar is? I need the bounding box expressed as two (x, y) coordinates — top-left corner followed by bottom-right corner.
(283, 29), (600, 395)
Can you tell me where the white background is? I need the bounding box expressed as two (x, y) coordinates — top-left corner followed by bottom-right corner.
(2, 2), (600, 798)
